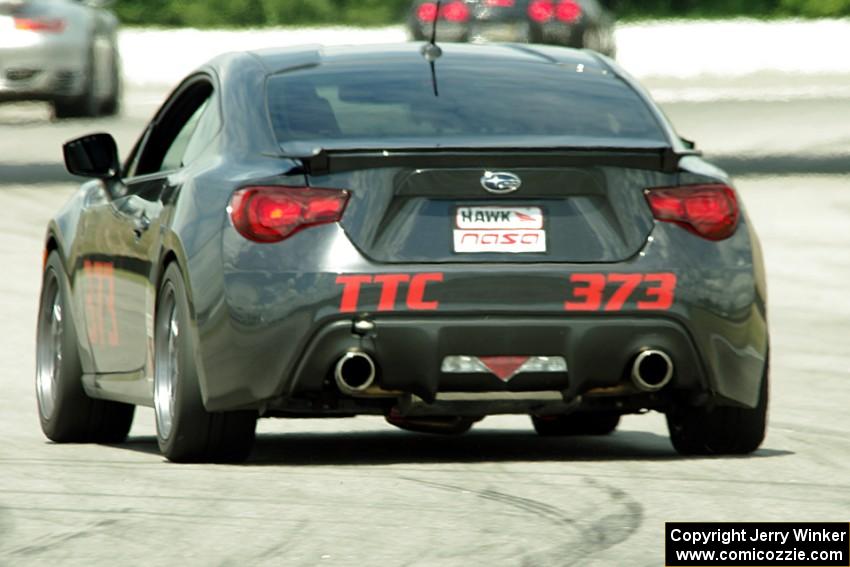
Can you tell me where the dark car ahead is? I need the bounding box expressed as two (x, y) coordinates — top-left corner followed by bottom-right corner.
(39, 43), (768, 462)
(407, 0), (616, 57)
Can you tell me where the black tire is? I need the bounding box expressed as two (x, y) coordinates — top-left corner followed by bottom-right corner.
(52, 51), (99, 119)
(408, 25), (425, 42)
(666, 362), (769, 455)
(36, 251), (134, 443)
(154, 263), (257, 463)
(100, 47), (121, 117)
(386, 415), (479, 435)
(584, 27), (617, 58)
(531, 412), (621, 436)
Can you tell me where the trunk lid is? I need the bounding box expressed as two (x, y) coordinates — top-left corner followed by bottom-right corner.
(303, 149), (679, 264)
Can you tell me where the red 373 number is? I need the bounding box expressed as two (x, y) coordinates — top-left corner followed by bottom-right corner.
(564, 273), (676, 312)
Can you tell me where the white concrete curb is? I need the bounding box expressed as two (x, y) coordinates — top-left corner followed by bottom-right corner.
(119, 20), (850, 101)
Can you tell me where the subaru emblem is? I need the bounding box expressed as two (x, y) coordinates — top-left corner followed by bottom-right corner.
(481, 171), (522, 194)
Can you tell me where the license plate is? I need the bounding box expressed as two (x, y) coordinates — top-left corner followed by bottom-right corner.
(453, 206), (546, 253)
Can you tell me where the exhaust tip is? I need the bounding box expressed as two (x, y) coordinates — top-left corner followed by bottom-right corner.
(631, 349), (674, 392)
(335, 351), (377, 395)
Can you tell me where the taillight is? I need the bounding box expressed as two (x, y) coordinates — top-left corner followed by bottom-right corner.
(485, 0), (516, 7)
(14, 18), (66, 33)
(528, 0), (554, 23)
(441, 1), (470, 22)
(556, 0), (582, 22)
(228, 186), (349, 243)
(416, 2), (438, 22)
(645, 184), (740, 241)
(418, 1), (470, 23)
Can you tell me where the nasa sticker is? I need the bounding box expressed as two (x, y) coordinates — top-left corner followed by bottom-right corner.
(453, 206), (546, 253)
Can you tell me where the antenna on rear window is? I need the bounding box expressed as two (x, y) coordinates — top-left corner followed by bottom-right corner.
(420, 0), (443, 97)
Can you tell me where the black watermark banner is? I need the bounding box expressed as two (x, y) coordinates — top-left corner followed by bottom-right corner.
(666, 522), (850, 566)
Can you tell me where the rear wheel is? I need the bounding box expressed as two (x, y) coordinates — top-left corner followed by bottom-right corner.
(666, 363), (769, 455)
(154, 263), (257, 463)
(531, 411), (620, 436)
(584, 27), (617, 58)
(52, 51), (99, 119)
(100, 47), (121, 117)
(36, 251), (134, 443)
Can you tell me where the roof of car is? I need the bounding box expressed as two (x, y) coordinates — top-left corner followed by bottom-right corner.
(243, 42), (613, 77)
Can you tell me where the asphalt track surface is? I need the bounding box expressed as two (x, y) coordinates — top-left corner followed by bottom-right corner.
(1, 84), (849, 566)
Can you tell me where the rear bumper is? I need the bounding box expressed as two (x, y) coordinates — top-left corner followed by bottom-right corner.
(469, 21), (531, 43)
(535, 22), (579, 44)
(200, 307), (766, 417)
(0, 42), (87, 101)
(409, 22), (468, 42)
(195, 214), (768, 414)
(288, 315), (706, 403)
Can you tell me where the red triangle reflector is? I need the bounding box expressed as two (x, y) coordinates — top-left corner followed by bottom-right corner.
(479, 356), (530, 382)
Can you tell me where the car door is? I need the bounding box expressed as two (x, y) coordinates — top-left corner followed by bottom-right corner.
(77, 76), (218, 375)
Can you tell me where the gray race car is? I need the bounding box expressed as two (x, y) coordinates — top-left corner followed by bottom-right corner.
(0, 0), (121, 118)
(38, 43), (768, 463)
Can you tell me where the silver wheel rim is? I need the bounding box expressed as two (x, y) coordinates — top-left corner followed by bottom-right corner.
(36, 274), (62, 420)
(154, 288), (178, 441)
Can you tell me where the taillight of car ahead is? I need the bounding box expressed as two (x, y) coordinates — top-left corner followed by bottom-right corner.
(416, 2), (438, 22)
(555, 0), (582, 22)
(14, 17), (66, 33)
(645, 184), (740, 241)
(528, 0), (554, 22)
(228, 186), (349, 243)
(528, 0), (582, 23)
(441, 1), (471, 22)
(417, 1), (470, 23)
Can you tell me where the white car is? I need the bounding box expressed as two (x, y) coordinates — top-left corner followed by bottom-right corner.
(0, 0), (121, 118)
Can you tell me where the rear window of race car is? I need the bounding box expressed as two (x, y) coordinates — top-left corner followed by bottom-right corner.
(266, 59), (667, 147)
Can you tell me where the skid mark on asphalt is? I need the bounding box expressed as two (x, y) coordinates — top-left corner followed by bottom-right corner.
(3, 518), (118, 558)
(407, 462), (845, 493)
(241, 519), (311, 565)
(402, 476), (643, 565)
(477, 489), (576, 527)
(0, 506), (12, 547)
(571, 480), (643, 562)
(0, 505), (286, 535)
(403, 477), (576, 526)
(519, 479), (643, 566)
(0, 488), (313, 505)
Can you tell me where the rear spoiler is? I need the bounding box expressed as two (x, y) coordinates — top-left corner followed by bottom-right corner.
(289, 146), (702, 176)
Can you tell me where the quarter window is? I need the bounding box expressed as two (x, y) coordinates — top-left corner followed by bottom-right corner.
(160, 99), (210, 172)
(131, 80), (217, 177)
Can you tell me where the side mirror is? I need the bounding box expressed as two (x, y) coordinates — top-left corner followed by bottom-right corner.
(63, 133), (120, 179)
(680, 137), (697, 150)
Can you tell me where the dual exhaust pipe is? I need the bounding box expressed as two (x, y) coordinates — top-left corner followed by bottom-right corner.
(335, 348), (673, 395)
(335, 350), (377, 396)
(630, 349), (674, 392)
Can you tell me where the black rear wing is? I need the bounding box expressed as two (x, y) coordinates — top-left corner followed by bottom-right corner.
(289, 146), (702, 176)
